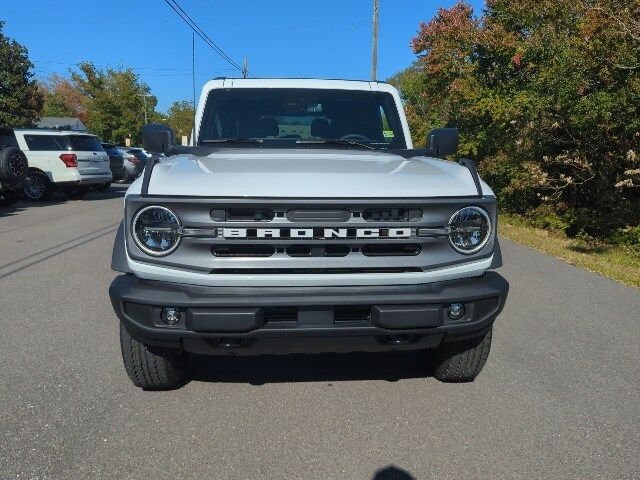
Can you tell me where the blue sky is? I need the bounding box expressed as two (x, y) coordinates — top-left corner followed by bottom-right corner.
(3, 0), (483, 112)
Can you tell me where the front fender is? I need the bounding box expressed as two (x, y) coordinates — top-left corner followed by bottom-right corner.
(111, 221), (132, 273)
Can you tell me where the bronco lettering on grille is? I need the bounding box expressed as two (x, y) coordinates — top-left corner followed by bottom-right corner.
(222, 227), (412, 239)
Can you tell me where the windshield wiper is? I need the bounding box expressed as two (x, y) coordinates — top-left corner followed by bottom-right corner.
(296, 139), (375, 150)
(200, 138), (264, 145)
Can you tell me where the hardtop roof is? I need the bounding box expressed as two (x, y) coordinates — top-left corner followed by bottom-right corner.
(13, 129), (97, 136)
(201, 78), (398, 93)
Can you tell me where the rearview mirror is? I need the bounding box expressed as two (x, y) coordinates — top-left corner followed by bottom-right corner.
(142, 123), (176, 155)
(428, 128), (459, 156)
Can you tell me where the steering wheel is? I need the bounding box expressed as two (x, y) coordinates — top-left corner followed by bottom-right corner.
(339, 133), (371, 142)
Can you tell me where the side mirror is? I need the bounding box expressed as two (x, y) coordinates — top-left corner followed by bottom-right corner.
(142, 123), (175, 155)
(428, 128), (459, 156)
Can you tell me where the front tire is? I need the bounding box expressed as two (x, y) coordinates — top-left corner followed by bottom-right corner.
(432, 328), (492, 382)
(119, 322), (188, 390)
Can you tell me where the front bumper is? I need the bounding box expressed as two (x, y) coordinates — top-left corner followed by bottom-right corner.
(110, 272), (509, 355)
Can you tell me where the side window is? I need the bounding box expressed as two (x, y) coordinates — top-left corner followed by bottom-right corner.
(24, 135), (69, 151)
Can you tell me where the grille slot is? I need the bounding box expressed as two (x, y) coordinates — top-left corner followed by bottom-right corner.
(212, 245), (275, 257)
(210, 208), (275, 222)
(286, 245), (311, 257)
(363, 208), (422, 222)
(286, 210), (351, 222)
(361, 244), (421, 256)
(324, 245), (350, 257)
(285, 244), (350, 257)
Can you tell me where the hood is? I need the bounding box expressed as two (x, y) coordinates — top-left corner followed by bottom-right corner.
(131, 149), (489, 198)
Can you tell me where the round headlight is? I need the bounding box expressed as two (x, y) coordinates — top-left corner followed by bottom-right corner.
(132, 206), (181, 256)
(448, 206), (491, 254)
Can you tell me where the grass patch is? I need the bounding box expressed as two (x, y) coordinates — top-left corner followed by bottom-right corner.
(499, 214), (640, 289)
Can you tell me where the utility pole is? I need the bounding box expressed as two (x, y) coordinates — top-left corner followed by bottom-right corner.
(242, 57), (249, 79)
(140, 93), (149, 124)
(192, 32), (197, 146)
(192, 31), (196, 111)
(371, 0), (379, 81)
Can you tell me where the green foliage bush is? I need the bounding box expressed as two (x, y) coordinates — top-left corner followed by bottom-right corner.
(0, 21), (42, 127)
(390, 0), (640, 246)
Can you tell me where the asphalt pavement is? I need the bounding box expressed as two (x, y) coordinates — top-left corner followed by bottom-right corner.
(1, 185), (638, 480)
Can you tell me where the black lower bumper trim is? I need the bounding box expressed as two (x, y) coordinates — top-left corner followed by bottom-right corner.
(109, 272), (509, 355)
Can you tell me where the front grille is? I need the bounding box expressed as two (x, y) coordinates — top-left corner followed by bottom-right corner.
(125, 196), (497, 276)
(202, 204), (432, 272)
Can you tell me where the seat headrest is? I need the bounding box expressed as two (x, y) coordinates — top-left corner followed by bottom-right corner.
(311, 118), (330, 138)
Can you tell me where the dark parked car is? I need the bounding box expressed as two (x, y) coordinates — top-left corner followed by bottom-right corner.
(101, 143), (125, 185)
(116, 147), (146, 182)
(0, 128), (29, 206)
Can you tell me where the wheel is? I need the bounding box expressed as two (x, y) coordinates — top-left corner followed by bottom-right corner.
(0, 147), (29, 182)
(0, 189), (21, 206)
(63, 186), (89, 199)
(119, 322), (188, 390)
(93, 182), (111, 191)
(432, 328), (492, 382)
(23, 172), (53, 201)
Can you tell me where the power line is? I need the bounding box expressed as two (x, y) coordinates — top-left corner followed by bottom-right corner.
(163, 0), (245, 75)
(31, 60), (235, 74)
(166, 0), (243, 72)
(34, 60), (236, 70)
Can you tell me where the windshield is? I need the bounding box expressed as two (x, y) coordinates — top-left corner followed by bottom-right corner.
(198, 88), (406, 149)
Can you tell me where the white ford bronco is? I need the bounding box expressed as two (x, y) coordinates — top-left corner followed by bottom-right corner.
(109, 79), (508, 390)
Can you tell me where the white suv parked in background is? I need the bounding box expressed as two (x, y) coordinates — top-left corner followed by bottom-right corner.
(14, 129), (113, 200)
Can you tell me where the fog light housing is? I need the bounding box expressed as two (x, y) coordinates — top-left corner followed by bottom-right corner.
(161, 307), (181, 325)
(447, 303), (466, 320)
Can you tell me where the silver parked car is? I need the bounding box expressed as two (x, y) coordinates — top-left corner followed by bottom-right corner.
(116, 147), (146, 182)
